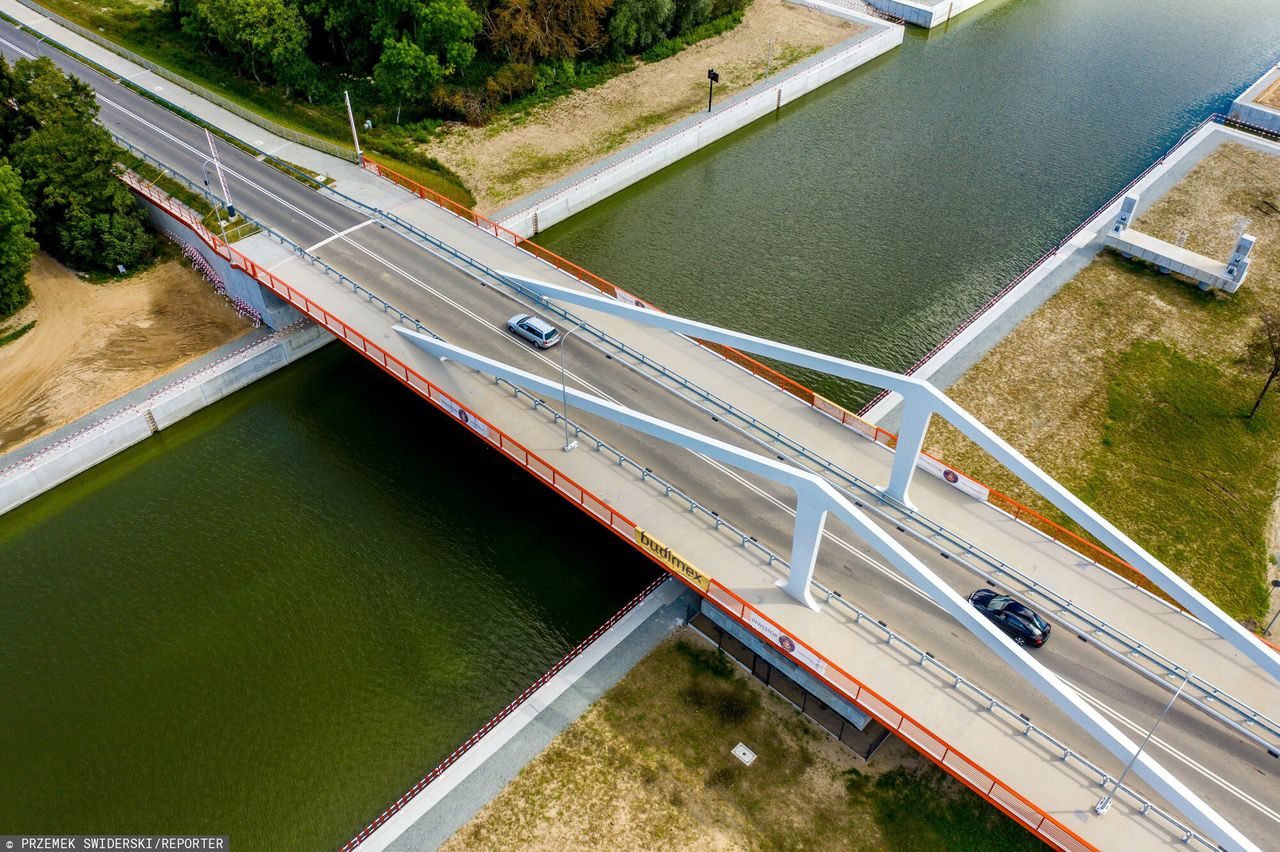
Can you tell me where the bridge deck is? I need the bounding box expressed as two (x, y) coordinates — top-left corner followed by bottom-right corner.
(3, 9), (1274, 845)
(256, 237), (1193, 849)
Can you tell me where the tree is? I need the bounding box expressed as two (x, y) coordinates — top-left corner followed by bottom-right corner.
(194, 0), (314, 85)
(1246, 303), (1280, 418)
(488, 0), (612, 63)
(374, 36), (443, 121)
(669, 0), (711, 37)
(606, 0), (672, 56)
(0, 162), (36, 320)
(6, 57), (154, 272)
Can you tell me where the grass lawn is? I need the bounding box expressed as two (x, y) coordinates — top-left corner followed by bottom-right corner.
(926, 140), (1280, 623)
(443, 633), (1042, 851)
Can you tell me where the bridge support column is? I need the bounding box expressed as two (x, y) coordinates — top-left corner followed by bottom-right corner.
(886, 402), (932, 509)
(777, 493), (825, 611)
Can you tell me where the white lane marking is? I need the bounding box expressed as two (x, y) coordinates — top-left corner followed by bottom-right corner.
(690, 452), (936, 604)
(88, 84), (1027, 625)
(94, 75), (1280, 827)
(0, 34), (37, 59)
(93, 94), (607, 390)
(1069, 680), (1280, 824)
(306, 218), (374, 253)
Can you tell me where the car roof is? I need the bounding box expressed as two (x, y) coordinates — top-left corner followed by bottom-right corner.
(524, 316), (556, 334)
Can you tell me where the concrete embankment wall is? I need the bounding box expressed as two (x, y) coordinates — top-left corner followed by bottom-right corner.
(1230, 64), (1280, 135)
(496, 12), (903, 237)
(143, 203), (302, 331)
(869, 0), (989, 28)
(863, 121), (1278, 426)
(0, 321), (329, 517)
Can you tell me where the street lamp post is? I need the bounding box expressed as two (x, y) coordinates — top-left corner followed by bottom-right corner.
(707, 68), (719, 113)
(1263, 579), (1280, 635)
(204, 129), (234, 219)
(1095, 671), (1191, 816)
(200, 160), (229, 244)
(560, 321), (584, 451)
(344, 90), (364, 166)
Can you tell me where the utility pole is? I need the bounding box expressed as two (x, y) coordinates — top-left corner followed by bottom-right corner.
(707, 68), (719, 113)
(1095, 671), (1191, 816)
(560, 322), (584, 451)
(765, 35), (774, 84)
(345, 90), (364, 166)
(204, 129), (234, 219)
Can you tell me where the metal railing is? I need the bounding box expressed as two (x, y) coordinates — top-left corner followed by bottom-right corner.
(278, 132), (1280, 752)
(124, 150), (1222, 852)
(489, 367), (1218, 851)
(11, 0), (357, 162)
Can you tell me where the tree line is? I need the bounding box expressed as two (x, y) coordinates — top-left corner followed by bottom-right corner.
(165, 0), (750, 121)
(0, 57), (155, 319)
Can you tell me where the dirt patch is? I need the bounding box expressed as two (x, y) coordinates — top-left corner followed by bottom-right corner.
(421, 0), (862, 213)
(0, 252), (252, 453)
(441, 631), (1039, 851)
(1257, 76), (1280, 110)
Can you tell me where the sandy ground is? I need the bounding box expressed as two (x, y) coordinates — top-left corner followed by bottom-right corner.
(422, 0), (862, 213)
(1257, 76), (1280, 110)
(0, 252), (252, 453)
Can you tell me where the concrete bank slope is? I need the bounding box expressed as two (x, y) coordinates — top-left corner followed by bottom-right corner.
(0, 320), (330, 517)
(863, 121), (1280, 426)
(492, 2), (902, 237)
(1230, 62), (1280, 135)
(355, 579), (693, 852)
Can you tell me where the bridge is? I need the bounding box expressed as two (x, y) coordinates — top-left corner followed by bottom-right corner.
(2, 16), (1278, 852)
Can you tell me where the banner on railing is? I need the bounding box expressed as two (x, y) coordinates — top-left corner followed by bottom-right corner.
(917, 453), (990, 502)
(634, 528), (710, 591)
(745, 609), (828, 674)
(434, 392), (491, 439)
(612, 286), (648, 309)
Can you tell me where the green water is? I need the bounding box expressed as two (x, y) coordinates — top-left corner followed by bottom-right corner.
(541, 0), (1280, 407)
(5, 0), (1280, 847)
(0, 345), (657, 848)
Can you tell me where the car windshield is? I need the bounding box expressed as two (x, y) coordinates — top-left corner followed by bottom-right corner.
(988, 595), (1013, 611)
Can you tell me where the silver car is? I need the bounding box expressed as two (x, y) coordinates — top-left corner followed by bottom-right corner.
(507, 313), (561, 348)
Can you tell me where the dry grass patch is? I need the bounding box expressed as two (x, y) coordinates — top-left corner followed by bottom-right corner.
(1257, 77), (1280, 110)
(421, 0), (860, 213)
(926, 141), (1280, 620)
(442, 631), (1042, 851)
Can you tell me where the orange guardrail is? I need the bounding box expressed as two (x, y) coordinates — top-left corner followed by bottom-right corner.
(132, 174), (1101, 852)
(359, 157), (1165, 603)
(706, 580), (1096, 852)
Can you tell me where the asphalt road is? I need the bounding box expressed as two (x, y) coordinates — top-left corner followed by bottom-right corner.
(2, 20), (1275, 845)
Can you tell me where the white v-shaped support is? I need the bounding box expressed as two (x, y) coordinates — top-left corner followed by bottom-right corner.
(395, 324), (1257, 852)
(502, 271), (1280, 689)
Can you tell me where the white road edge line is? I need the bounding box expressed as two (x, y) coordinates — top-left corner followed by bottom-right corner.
(1069, 679), (1280, 824)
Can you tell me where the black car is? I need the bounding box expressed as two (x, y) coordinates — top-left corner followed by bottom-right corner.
(967, 589), (1052, 647)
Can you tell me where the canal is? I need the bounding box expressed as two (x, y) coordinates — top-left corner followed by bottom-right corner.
(541, 0), (1280, 407)
(3, 0), (1280, 847)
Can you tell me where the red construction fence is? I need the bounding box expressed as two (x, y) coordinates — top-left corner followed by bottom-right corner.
(127, 174), (1099, 852)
